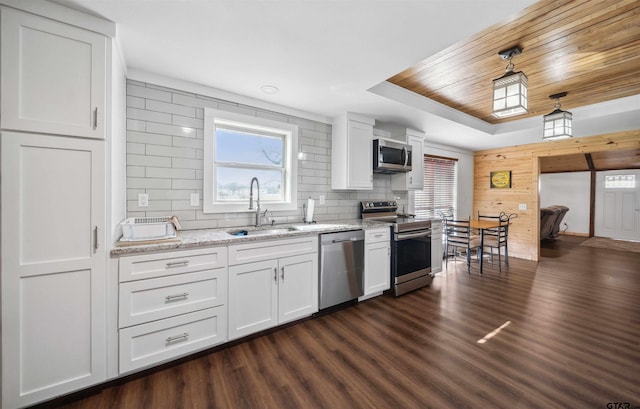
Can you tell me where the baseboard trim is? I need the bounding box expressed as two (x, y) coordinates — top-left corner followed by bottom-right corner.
(559, 232), (589, 237)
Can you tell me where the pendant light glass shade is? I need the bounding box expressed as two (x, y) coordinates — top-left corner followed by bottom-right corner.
(492, 70), (528, 118)
(492, 46), (528, 118)
(542, 92), (572, 140)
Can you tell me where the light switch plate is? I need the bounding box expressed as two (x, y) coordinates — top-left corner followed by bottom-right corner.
(138, 193), (149, 207)
(190, 193), (200, 206)
(519, 203), (527, 210)
(319, 195), (325, 205)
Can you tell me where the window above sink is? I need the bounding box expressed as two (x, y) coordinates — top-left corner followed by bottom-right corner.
(203, 108), (299, 213)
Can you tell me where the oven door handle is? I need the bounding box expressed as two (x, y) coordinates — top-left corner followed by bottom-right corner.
(396, 231), (431, 241)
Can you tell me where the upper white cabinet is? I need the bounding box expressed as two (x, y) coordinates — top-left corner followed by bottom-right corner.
(392, 129), (425, 191)
(331, 113), (375, 190)
(1, 132), (106, 409)
(0, 7), (106, 139)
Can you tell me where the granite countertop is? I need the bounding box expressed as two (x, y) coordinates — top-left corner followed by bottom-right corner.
(110, 219), (390, 256)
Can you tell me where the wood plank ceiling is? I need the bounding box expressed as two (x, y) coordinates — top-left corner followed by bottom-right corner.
(387, 0), (640, 125)
(540, 148), (640, 173)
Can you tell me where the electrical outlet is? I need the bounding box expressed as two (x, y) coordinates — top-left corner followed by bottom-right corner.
(518, 203), (527, 210)
(190, 193), (199, 206)
(319, 195), (325, 205)
(138, 193), (149, 207)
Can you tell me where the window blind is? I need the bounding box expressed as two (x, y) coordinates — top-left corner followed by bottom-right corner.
(414, 155), (457, 219)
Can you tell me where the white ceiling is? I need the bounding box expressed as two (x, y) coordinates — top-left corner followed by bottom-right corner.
(51, 0), (640, 151)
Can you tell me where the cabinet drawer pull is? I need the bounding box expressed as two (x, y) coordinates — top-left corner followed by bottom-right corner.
(166, 260), (189, 269)
(274, 267), (277, 282)
(281, 266), (285, 280)
(374, 234), (383, 238)
(93, 107), (98, 130)
(165, 292), (189, 302)
(166, 333), (189, 344)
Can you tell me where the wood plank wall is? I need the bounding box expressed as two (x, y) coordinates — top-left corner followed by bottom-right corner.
(474, 130), (640, 261)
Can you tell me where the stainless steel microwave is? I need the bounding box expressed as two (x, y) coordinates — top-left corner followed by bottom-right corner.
(373, 138), (412, 173)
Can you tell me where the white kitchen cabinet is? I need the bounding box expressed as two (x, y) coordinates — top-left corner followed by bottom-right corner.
(117, 247), (228, 374)
(331, 113), (375, 190)
(392, 129), (425, 191)
(0, 7), (106, 139)
(228, 237), (318, 340)
(1, 132), (106, 409)
(361, 227), (391, 300)
(431, 220), (443, 274)
(119, 307), (226, 374)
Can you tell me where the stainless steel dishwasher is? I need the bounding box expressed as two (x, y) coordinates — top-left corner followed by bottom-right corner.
(319, 230), (365, 310)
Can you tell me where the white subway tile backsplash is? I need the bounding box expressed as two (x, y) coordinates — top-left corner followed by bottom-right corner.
(256, 110), (289, 123)
(127, 189), (146, 200)
(127, 154), (172, 168)
(127, 96), (145, 109)
(127, 130), (172, 146)
(173, 93), (216, 109)
(172, 115), (203, 129)
(217, 102), (257, 117)
(127, 84), (172, 102)
(146, 122), (197, 138)
(146, 167), (196, 179)
(126, 142), (146, 155)
(126, 79), (146, 87)
(127, 200), (172, 212)
(127, 177), (171, 189)
(147, 189), (194, 200)
(146, 145), (196, 159)
(146, 99), (196, 117)
(127, 107), (172, 124)
(172, 179), (202, 190)
(127, 166), (145, 178)
(172, 136), (203, 149)
(146, 210), (196, 221)
(171, 200), (199, 211)
(127, 119), (146, 131)
(172, 158), (203, 169)
(180, 219), (219, 230)
(125, 80), (404, 229)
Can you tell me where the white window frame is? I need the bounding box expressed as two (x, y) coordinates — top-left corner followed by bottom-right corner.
(203, 108), (298, 214)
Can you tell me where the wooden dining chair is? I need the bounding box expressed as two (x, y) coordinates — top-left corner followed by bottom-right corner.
(437, 209), (454, 259)
(444, 217), (481, 273)
(477, 211), (516, 271)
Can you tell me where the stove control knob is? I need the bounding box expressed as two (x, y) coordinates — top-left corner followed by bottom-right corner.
(392, 201), (397, 207)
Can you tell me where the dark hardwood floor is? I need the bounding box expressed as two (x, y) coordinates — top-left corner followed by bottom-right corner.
(38, 236), (640, 409)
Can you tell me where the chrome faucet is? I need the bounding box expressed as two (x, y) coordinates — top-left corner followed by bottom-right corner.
(248, 177), (261, 227)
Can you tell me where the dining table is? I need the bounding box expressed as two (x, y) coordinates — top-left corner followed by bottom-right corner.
(448, 219), (502, 273)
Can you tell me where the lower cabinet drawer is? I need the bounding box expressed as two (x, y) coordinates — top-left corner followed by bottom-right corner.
(119, 307), (227, 374)
(119, 268), (226, 328)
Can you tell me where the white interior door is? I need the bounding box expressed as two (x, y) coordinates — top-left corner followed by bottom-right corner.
(1, 132), (106, 408)
(594, 170), (640, 240)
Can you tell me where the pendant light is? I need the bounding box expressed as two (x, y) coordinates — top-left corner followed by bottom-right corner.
(542, 92), (572, 140)
(492, 45), (528, 118)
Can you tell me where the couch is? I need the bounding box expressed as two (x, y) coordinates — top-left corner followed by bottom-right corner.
(540, 205), (569, 240)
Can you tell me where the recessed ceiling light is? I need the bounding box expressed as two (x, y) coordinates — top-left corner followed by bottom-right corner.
(260, 85), (279, 95)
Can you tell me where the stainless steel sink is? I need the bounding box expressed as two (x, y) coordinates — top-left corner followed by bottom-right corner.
(226, 227), (297, 237)
(291, 224), (346, 231)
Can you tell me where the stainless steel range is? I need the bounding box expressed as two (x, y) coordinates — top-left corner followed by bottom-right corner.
(361, 201), (433, 296)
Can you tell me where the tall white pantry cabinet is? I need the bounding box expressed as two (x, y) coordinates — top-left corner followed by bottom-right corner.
(0, 3), (114, 408)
